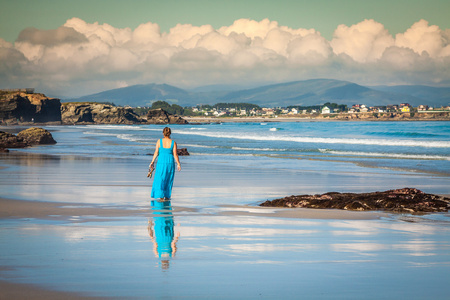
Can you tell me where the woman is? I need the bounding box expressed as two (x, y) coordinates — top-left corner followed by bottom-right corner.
(149, 127), (181, 200)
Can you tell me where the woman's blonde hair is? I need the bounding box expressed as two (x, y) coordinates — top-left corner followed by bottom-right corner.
(163, 127), (171, 137)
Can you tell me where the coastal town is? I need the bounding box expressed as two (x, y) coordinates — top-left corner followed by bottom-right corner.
(187, 102), (449, 118)
(1, 89), (450, 125)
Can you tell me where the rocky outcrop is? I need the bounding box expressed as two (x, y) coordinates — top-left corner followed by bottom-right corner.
(260, 188), (450, 213)
(0, 127), (56, 151)
(0, 91), (61, 124)
(146, 108), (188, 124)
(0, 131), (28, 151)
(61, 103), (142, 124)
(177, 148), (190, 156)
(17, 127), (56, 145)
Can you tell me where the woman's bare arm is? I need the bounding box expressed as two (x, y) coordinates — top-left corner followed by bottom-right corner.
(149, 140), (160, 169)
(173, 142), (181, 171)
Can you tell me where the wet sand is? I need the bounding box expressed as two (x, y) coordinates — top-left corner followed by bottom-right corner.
(1, 151), (449, 299)
(0, 280), (107, 300)
(0, 197), (385, 222)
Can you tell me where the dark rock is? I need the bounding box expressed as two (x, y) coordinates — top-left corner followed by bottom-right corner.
(0, 131), (29, 148)
(17, 127), (56, 145)
(147, 108), (169, 124)
(0, 91), (61, 123)
(61, 103), (142, 124)
(177, 148), (189, 156)
(260, 188), (450, 213)
(146, 108), (188, 124)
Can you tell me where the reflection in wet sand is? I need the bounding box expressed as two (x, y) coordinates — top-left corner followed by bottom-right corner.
(148, 200), (180, 270)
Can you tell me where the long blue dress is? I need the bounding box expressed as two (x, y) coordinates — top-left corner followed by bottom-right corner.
(151, 200), (175, 259)
(151, 139), (175, 199)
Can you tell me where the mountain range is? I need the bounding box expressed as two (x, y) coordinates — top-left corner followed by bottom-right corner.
(66, 79), (450, 108)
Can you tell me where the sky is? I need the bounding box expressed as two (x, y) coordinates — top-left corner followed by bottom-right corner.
(1, 0), (450, 98)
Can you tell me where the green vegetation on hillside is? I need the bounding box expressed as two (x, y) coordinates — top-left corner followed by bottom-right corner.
(213, 103), (261, 110)
(288, 102), (348, 113)
(151, 101), (184, 115)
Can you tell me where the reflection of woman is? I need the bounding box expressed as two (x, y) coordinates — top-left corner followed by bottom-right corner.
(149, 127), (181, 200)
(148, 200), (180, 269)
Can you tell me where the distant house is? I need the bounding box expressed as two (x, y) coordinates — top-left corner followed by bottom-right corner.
(289, 108), (298, 114)
(387, 105), (399, 112)
(401, 106), (410, 112)
(374, 106), (386, 113)
(418, 105), (429, 111)
(321, 106), (331, 114)
(360, 107), (369, 113)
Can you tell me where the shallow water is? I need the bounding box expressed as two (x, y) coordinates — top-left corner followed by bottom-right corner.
(1, 122), (449, 299)
(1, 208), (449, 299)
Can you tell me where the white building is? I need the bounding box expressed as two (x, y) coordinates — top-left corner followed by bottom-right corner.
(321, 106), (331, 114)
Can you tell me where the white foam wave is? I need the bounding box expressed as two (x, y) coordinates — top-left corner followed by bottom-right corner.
(182, 143), (219, 149)
(176, 131), (450, 148)
(190, 152), (255, 157)
(319, 149), (450, 160)
(83, 131), (118, 136)
(84, 125), (143, 130)
(232, 147), (286, 151)
(116, 134), (150, 143)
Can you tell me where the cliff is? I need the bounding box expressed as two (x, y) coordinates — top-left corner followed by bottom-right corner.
(61, 103), (143, 124)
(0, 91), (61, 124)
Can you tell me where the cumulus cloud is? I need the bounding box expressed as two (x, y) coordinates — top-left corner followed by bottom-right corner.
(395, 19), (447, 57)
(0, 18), (449, 97)
(330, 19), (394, 63)
(17, 26), (88, 46)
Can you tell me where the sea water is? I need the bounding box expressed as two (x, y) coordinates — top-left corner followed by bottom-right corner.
(1, 121), (450, 299)
(18, 121), (450, 175)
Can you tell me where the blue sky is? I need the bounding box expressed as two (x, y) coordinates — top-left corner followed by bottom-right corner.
(2, 0), (449, 41)
(1, 0), (449, 97)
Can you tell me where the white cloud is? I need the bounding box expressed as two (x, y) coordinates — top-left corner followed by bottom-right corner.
(1, 18), (449, 97)
(330, 19), (394, 63)
(395, 19), (447, 57)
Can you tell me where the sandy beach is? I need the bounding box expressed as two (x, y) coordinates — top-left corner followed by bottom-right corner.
(1, 123), (449, 299)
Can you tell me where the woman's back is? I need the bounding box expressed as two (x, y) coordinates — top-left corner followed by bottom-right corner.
(158, 139), (174, 163)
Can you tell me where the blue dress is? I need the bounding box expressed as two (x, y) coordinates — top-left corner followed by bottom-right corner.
(151, 139), (175, 199)
(151, 200), (174, 259)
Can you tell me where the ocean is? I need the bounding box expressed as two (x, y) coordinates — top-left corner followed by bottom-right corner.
(1, 120), (449, 299)
(22, 120), (450, 178)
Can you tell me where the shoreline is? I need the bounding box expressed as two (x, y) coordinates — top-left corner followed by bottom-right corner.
(1, 113), (450, 127)
(0, 197), (387, 221)
(184, 115), (450, 123)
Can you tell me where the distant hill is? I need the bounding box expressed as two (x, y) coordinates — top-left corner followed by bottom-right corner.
(66, 79), (450, 107)
(215, 79), (424, 107)
(66, 83), (196, 107)
(370, 85), (450, 107)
